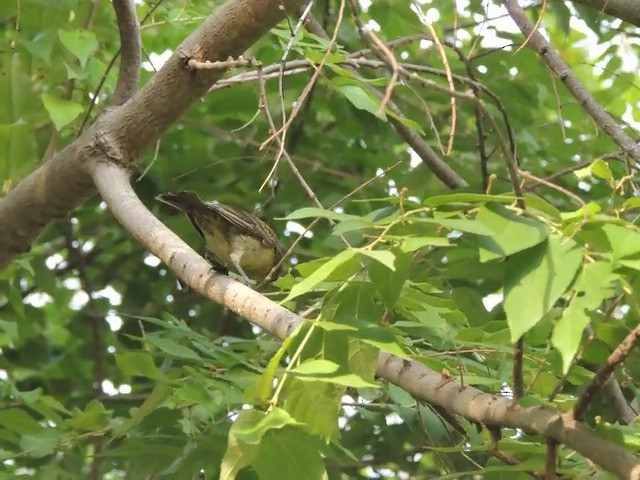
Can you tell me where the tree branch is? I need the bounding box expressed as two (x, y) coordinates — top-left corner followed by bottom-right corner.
(91, 161), (640, 480)
(111, 0), (141, 106)
(0, 0), (305, 269)
(573, 323), (640, 422)
(503, 0), (640, 165)
(570, 0), (640, 28)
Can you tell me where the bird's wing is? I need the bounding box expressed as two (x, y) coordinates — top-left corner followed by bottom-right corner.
(206, 203), (281, 250)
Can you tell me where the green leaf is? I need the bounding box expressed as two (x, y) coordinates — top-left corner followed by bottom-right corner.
(58, 29), (99, 68)
(252, 428), (326, 480)
(602, 224), (640, 260)
(20, 431), (62, 458)
(41, 93), (83, 131)
(291, 359), (378, 387)
(281, 207), (367, 223)
(115, 351), (165, 379)
(335, 84), (385, 119)
(504, 236), (582, 341)
(145, 336), (202, 361)
(552, 261), (617, 373)
(369, 248), (411, 309)
(423, 193), (515, 207)
(319, 317), (407, 358)
(232, 408), (302, 446)
(284, 379), (341, 440)
(475, 203), (548, 262)
(113, 382), (171, 437)
(65, 400), (110, 431)
(399, 236), (451, 252)
(590, 159), (613, 181)
(284, 249), (357, 302)
(357, 249), (396, 271)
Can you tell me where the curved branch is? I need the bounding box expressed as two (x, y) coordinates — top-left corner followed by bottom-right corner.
(503, 0), (640, 165)
(91, 161), (640, 480)
(570, 0), (640, 28)
(111, 0), (141, 106)
(0, 0), (305, 269)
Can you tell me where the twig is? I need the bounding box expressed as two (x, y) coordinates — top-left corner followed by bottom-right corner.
(187, 56), (261, 70)
(519, 169), (586, 206)
(303, 16), (468, 189)
(573, 323), (640, 421)
(349, 0), (399, 117)
(513, 337), (525, 400)
(503, 0), (640, 164)
(10, 0), (21, 50)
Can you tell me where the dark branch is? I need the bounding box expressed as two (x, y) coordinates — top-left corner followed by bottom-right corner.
(111, 0), (141, 106)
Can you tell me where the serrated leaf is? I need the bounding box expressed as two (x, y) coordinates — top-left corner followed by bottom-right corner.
(41, 93), (83, 131)
(504, 236), (582, 341)
(20, 431), (61, 458)
(552, 261), (616, 373)
(284, 379), (341, 440)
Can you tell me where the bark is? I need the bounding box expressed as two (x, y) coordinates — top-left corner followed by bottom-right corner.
(571, 0), (640, 27)
(0, 0), (305, 268)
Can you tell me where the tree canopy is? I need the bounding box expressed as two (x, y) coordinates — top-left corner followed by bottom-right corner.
(1, 0), (640, 478)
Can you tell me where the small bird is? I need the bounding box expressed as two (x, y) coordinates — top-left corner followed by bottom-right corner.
(156, 190), (284, 284)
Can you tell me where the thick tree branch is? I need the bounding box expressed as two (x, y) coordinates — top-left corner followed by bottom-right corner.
(91, 161), (640, 480)
(111, 0), (141, 106)
(503, 0), (640, 165)
(0, 0), (305, 269)
(570, 0), (640, 28)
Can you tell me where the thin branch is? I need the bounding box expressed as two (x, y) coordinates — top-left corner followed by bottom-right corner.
(513, 337), (525, 400)
(303, 16), (468, 189)
(573, 323), (640, 421)
(544, 438), (558, 480)
(91, 160), (640, 479)
(503, 0), (640, 164)
(111, 0), (141, 106)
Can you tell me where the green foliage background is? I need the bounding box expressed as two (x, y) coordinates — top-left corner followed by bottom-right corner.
(1, 0), (640, 478)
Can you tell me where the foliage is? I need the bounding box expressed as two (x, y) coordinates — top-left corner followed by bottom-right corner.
(1, 0), (640, 478)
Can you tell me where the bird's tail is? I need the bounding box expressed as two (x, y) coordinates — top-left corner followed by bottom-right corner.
(155, 190), (205, 212)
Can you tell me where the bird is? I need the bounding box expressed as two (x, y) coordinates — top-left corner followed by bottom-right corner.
(156, 190), (284, 284)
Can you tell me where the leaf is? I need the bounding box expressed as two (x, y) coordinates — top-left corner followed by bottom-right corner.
(504, 236), (582, 341)
(423, 193), (516, 207)
(281, 207), (366, 223)
(115, 351), (165, 379)
(41, 93), (83, 131)
(291, 359), (378, 387)
(113, 383), (171, 437)
(65, 400), (110, 431)
(284, 379), (341, 441)
(369, 248), (411, 308)
(552, 261), (617, 373)
(252, 427), (326, 480)
(475, 203), (548, 262)
(335, 84), (385, 119)
(145, 336), (202, 361)
(357, 249), (396, 271)
(413, 217), (494, 236)
(602, 224), (640, 260)
(231, 408), (301, 446)
(20, 431), (62, 458)
(590, 159), (613, 181)
(399, 236), (451, 252)
(319, 318), (407, 358)
(284, 249), (357, 302)
(58, 29), (98, 68)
